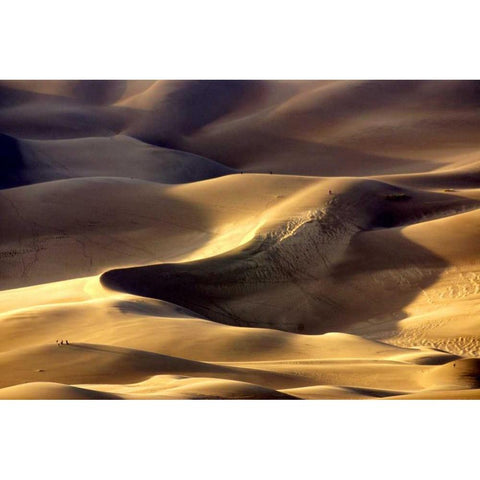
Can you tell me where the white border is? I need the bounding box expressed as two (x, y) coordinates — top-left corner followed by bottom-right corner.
(1, 2), (479, 479)
(2, 401), (479, 479)
(2, 1), (480, 78)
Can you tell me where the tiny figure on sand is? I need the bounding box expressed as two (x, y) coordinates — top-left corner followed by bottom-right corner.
(56, 339), (70, 346)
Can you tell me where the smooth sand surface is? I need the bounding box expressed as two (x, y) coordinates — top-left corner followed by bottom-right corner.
(1, 133), (233, 189)
(1, 80), (479, 399)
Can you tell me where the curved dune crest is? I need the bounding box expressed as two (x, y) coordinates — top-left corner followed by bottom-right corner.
(0, 342), (306, 391)
(82, 376), (297, 400)
(0, 80), (129, 105)
(0, 382), (121, 400)
(1, 134), (234, 188)
(0, 176), (264, 289)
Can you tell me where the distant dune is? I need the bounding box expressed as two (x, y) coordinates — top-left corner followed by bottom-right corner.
(0, 133), (233, 189)
(1, 80), (479, 399)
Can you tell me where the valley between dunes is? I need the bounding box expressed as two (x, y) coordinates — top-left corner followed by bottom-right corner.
(1, 80), (480, 399)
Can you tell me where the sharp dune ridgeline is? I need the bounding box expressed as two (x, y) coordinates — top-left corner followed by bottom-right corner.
(1, 80), (480, 399)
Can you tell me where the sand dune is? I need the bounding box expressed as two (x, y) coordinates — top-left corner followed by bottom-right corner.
(173, 80), (480, 175)
(1, 133), (233, 188)
(0, 275), (465, 399)
(0, 176), (263, 289)
(0, 382), (121, 400)
(3, 79), (478, 170)
(0, 101), (130, 140)
(0, 281), (423, 363)
(0, 377), (297, 400)
(101, 176), (479, 334)
(0, 341), (310, 391)
(1, 80), (480, 399)
(78, 376), (298, 400)
(0, 80), (130, 105)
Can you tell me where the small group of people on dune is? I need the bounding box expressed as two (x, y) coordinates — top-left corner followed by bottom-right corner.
(56, 339), (70, 346)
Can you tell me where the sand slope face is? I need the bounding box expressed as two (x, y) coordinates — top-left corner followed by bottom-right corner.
(1, 134), (234, 188)
(0, 81), (135, 140)
(0, 382), (122, 400)
(2, 80), (478, 170)
(1, 81), (480, 399)
(137, 80), (480, 175)
(1, 175), (270, 289)
(1, 178), (210, 289)
(101, 175), (480, 334)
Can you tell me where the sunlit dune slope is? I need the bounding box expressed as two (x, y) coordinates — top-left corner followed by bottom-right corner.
(0, 379), (297, 400)
(1, 175), (279, 289)
(0, 280), (429, 363)
(1, 273), (468, 399)
(0, 382), (122, 400)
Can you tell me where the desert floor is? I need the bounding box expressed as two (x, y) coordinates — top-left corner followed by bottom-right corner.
(1, 80), (480, 399)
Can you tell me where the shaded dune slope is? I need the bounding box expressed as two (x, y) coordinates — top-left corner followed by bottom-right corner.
(0, 80), (129, 106)
(101, 176), (480, 334)
(1, 133), (234, 188)
(127, 80), (480, 175)
(0, 82), (134, 139)
(0, 133), (23, 189)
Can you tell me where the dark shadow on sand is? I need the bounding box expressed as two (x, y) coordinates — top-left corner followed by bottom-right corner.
(0, 133), (25, 189)
(101, 187), (479, 335)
